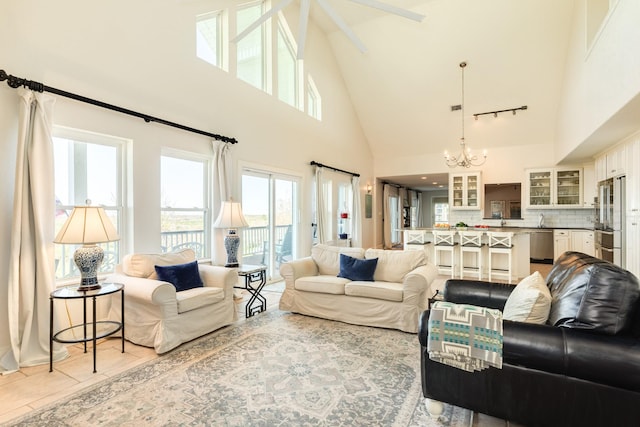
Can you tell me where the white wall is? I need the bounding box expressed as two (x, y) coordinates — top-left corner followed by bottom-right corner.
(555, 0), (640, 161)
(0, 2), (374, 283)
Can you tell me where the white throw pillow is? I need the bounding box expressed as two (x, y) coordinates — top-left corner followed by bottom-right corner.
(364, 249), (426, 283)
(311, 244), (365, 276)
(503, 271), (552, 324)
(122, 249), (196, 279)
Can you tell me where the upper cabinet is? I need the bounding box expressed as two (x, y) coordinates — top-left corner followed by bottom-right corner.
(596, 143), (627, 182)
(450, 172), (482, 210)
(525, 167), (583, 209)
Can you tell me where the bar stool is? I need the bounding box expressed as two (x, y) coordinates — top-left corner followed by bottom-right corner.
(458, 230), (484, 280)
(432, 230), (458, 278)
(487, 231), (514, 283)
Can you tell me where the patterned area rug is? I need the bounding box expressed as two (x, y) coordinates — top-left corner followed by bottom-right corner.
(9, 311), (471, 426)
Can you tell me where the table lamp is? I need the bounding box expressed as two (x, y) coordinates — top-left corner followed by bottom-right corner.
(213, 200), (249, 267)
(54, 204), (120, 291)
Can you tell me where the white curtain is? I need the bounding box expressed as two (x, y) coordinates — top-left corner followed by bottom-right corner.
(351, 176), (361, 247)
(1, 89), (67, 374)
(314, 166), (327, 243)
(416, 192), (423, 227)
(383, 184), (399, 249)
(212, 140), (231, 266)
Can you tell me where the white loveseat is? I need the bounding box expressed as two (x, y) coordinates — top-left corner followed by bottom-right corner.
(279, 244), (438, 333)
(106, 249), (237, 354)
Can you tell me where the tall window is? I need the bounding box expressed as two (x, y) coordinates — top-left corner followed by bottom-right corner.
(433, 198), (449, 224)
(196, 10), (224, 69)
(160, 152), (209, 259)
(237, 1), (266, 91)
(277, 19), (299, 108)
(307, 76), (321, 120)
(53, 128), (125, 281)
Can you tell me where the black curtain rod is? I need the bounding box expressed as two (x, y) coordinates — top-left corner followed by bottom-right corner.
(310, 161), (360, 177)
(0, 69), (238, 144)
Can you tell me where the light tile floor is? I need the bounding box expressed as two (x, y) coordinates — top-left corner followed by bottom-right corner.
(1, 268), (549, 426)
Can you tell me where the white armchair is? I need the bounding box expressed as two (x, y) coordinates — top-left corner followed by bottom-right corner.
(106, 249), (237, 354)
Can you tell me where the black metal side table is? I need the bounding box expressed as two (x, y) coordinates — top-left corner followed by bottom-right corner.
(235, 264), (267, 318)
(49, 282), (124, 373)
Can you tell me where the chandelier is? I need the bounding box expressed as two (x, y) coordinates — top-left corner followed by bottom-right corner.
(444, 62), (487, 168)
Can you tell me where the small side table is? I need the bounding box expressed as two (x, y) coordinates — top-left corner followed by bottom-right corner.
(235, 264), (267, 318)
(49, 282), (125, 373)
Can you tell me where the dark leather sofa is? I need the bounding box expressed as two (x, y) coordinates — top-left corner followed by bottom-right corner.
(418, 251), (640, 427)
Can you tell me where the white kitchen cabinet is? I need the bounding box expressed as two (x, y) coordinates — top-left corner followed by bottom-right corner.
(526, 167), (583, 208)
(571, 230), (595, 257)
(595, 155), (607, 183)
(605, 144), (627, 178)
(626, 138), (640, 278)
(450, 172), (482, 210)
(554, 230), (570, 260)
(582, 163), (597, 208)
(555, 229), (595, 261)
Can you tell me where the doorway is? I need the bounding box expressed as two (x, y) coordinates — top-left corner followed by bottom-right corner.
(241, 168), (299, 281)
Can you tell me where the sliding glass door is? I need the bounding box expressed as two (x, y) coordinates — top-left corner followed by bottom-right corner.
(241, 168), (299, 280)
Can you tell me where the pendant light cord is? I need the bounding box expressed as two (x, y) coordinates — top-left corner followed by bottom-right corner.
(460, 61), (467, 143)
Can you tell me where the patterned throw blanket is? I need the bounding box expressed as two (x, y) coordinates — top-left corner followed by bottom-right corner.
(427, 301), (503, 372)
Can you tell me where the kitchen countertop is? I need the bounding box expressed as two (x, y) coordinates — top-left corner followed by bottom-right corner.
(402, 227), (593, 233)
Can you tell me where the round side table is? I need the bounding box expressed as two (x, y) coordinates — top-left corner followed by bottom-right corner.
(49, 282), (124, 373)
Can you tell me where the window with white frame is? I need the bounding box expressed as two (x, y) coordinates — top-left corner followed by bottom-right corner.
(277, 18), (299, 108)
(196, 10), (225, 69)
(307, 76), (321, 120)
(160, 152), (209, 259)
(237, 1), (267, 91)
(194, 3), (322, 116)
(53, 128), (125, 281)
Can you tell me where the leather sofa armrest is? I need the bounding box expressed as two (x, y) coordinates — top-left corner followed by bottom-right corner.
(279, 257), (318, 289)
(420, 310), (640, 393)
(444, 279), (514, 310)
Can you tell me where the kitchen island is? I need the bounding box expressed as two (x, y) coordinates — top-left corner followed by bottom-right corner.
(402, 228), (532, 283)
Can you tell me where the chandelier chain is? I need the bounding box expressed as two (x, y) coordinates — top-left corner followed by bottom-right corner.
(444, 61), (487, 168)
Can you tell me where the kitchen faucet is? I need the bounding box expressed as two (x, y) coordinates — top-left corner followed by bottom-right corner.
(500, 214), (506, 227)
(538, 213), (545, 228)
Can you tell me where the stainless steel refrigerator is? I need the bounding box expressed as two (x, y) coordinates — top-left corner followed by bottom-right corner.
(595, 175), (625, 267)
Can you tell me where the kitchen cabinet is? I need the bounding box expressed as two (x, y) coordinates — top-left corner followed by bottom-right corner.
(626, 138), (640, 277)
(449, 172), (482, 210)
(526, 167), (583, 208)
(606, 144), (627, 178)
(554, 230), (570, 260)
(595, 155), (607, 183)
(571, 230), (595, 257)
(582, 163), (597, 208)
(554, 229), (594, 261)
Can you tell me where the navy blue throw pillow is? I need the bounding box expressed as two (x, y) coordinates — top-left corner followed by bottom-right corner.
(155, 260), (203, 292)
(337, 253), (378, 281)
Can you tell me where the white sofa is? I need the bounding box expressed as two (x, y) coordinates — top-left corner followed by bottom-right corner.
(106, 249), (237, 354)
(279, 244), (438, 333)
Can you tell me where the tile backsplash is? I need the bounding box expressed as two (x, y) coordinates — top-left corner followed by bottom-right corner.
(449, 208), (595, 229)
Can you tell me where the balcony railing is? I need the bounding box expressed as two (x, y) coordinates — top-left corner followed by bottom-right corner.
(56, 225), (292, 280)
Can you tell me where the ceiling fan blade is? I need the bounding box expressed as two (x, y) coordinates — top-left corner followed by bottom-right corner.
(232, 0), (293, 43)
(316, 0), (367, 53)
(347, 0), (426, 22)
(297, 0), (311, 59)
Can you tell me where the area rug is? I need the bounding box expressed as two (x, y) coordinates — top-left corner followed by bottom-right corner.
(9, 310), (472, 426)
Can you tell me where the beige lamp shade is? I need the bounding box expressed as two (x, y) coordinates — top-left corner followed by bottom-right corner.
(213, 201), (249, 229)
(54, 206), (120, 244)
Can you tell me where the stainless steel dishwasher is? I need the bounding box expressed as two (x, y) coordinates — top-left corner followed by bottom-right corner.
(530, 229), (554, 263)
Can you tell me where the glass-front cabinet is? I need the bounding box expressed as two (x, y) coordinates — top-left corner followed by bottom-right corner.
(450, 172), (482, 210)
(526, 167), (582, 208)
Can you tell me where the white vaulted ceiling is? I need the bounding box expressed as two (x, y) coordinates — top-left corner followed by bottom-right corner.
(307, 0), (576, 161)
